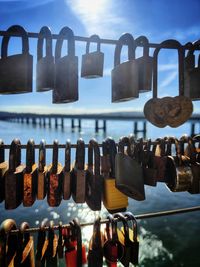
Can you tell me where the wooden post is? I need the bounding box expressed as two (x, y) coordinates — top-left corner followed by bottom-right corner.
(134, 121), (138, 135)
(78, 119), (81, 131)
(191, 123), (195, 136)
(26, 117), (29, 124)
(48, 118), (51, 128)
(103, 120), (107, 133)
(71, 119), (75, 130)
(61, 118), (64, 129)
(55, 118), (58, 128)
(95, 120), (99, 133)
(43, 118), (46, 127)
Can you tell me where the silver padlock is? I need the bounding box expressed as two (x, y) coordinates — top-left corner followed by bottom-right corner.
(112, 33), (139, 102)
(81, 34), (104, 78)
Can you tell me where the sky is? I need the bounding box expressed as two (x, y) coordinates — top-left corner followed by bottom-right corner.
(0, 0), (200, 114)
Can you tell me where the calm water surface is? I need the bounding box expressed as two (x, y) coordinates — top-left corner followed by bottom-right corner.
(0, 120), (200, 267)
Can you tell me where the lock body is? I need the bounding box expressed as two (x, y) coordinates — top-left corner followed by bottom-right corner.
(0, 54), (33, 94)
(112, 60), (139, 102)
(81, 51), (104, 78)
(0, 161), (8, 202)
(23, 163), (38, 206)
(71, 169), (86, 203)
(137, 55), (153, 92)
(53, 55), (78, 103)
(37, 168), (47, 200)
(62, 170), (71, 200)
(36, 56), (55, 92)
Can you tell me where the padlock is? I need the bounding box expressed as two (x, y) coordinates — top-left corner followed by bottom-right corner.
(115, 135), (145, 200)
(45, 221), (58, 266)
(113, 213), (132, 266)
(165, 138), (193, 192)
(144, 39), (193, 128)
(62, 140), (71, 200)
(36, 26), (55, 92)
(181, 136), (200, 194)
(23, 139), (38, 206)
(65, 219), (87, 267)
(57, 222), (64, 259)
(47, 140), (63, 207)
(53, 26), (78, 103)
(71, 138), (86, 203)
(142, 139), (157, 186)
(112, 33), (139, 102)
(37, 140), (47, 200)
(0, 219), (18, 267)
(88, 217), (104, 267)
(103, 214), (124, 264)
(135, 36), (153, 92)
(86, 138), (103, 211)
(15, 222), (35, 267)
(0, 25), (33, 94)
(102, 138), (128, 213)
(35, 219), (49, 267)
(124, 212), (139, 265)
(184, 40), (200, 100)
(5, 139), (25, 209)
(81, 34), (104, 78)
(0, 140), (8, 202)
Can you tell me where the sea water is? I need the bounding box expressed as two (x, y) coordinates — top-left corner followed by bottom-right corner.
(0, 119), (200, 267)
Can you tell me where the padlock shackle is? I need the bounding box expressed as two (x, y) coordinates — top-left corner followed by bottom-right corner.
(36, 219), (48, 255)
(114, 33), (136, 67)
(91, 217), (102, 249)
(64, 140), (71, 172)
(26, 139), (35, 173)
(124, 212), (138, 243)
(88, 138), (101, 176)
(0, 139), (5, 163)
(113, 213), (130, 246)
(55, 26), (75, 60)
(135, 35), (150, 58)
(73, 218), (82, 267)
(9, 139), (21, 172)
(86, 34), (101, 54)
(127, 134), (137, 159)
(1, 25), (29, 58)
(37, 26), (53, 61)
(38, 139), (46, 172)
(106, 214), (119, 243)
(118, 136), (130, 154)
(105, 137), (117, 178)
(52, 140), (59, 174)
(187, 40), (200, 57)
(153, 39), (184, 98)
(152, 137), (166, 157)
(75, 138), (85, 170)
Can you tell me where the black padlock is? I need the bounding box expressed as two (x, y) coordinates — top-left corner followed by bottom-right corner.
(37, 140), (47, 200)
(86, 138), (103, 211)
(45, 220), (58, 267)
(112, 33), (139, 102)
(71, 138), (86, 203)
(0, 140), (7, 202)
(23, 139), (38, 207)
(36, 26), (55, 92)
(0, 25), (33, 94)
(47, 140), (63, 207)
(5, 139), (25, 209)
(62, 140), (71, 200)
(53, 26), (78, 103)
(81, 34), (104, 78)
(135, 36), (153, 92)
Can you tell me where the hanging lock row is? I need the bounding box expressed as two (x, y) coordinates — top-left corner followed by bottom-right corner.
(0, 134), (200, 211)
(0, 212), (139, 267)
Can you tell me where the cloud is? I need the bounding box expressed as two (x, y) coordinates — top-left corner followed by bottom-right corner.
(160, 71), (177, 88)
(159, 63), (178, 72)
(65, 0), (132, 38)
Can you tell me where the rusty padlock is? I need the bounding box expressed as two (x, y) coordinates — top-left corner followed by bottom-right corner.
(184, 40), (200, 100)
(23, 139), (38, 207)
(47, 140), (63, 207)
(15, 222), (35, 267)
(81, 34), (104, 78)
(86, 138), (103, 211)
(53, 26), (78, 103)
(0, 219), (18, 267)
(135, 36), (153, 92)
(165, 137), (193, 192)
(0, 140), (8, 202)
(36, 26), (55, 92)
(5, 139), (25, 209)
(57, 222), (64, 259)
(0, 25), (33, 94)
(102, 138), (128, 213)
(37, 140), (47, 200)
(62, 140), (71, 200)
(45, 220), (58, 266)
(71, 138), (86, 203)
(112, 33), (139, 102)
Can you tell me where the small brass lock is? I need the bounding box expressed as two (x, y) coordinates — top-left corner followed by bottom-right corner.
(0, 25), (33, 94)
(36, 26), (55, 92)
(81, 34), (104, 78)
(112, 33), (139, 102)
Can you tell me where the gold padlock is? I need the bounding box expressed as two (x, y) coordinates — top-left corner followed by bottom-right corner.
(0, 140), (8, 202)
(102, 138), (128, 213)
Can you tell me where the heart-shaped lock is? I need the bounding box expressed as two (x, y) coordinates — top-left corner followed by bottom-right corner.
(144, 40), (193, 128)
